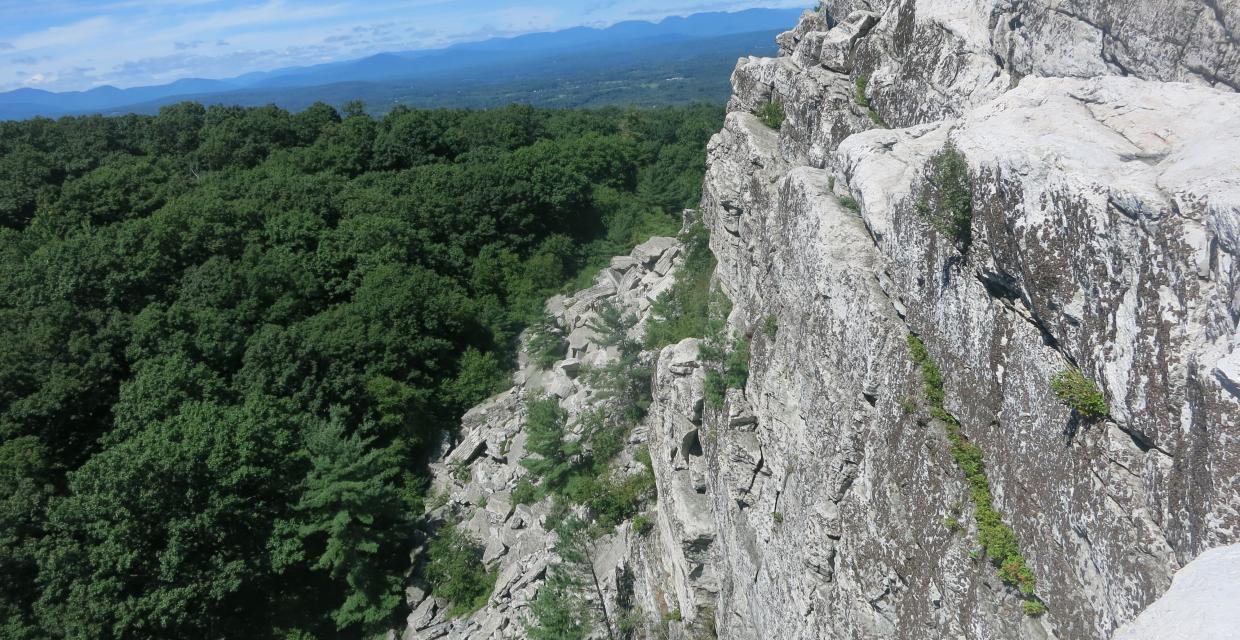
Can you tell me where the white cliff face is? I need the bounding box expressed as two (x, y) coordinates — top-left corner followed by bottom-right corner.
(410, 2), (1240, 639)
(691, 3), (1240, 639)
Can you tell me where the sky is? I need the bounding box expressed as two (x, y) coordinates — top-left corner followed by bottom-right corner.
(0, 0), (806, 93)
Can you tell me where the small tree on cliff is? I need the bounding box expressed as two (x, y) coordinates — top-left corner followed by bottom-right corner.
(527, 515), (616, 640)
(521, 396), (577, 492)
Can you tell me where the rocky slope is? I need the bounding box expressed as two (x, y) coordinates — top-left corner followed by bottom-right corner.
(405, 2), (1240, 638)
(402, 236), (707, 639)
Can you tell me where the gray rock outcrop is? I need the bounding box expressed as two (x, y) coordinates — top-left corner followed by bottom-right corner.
(406, 2), (1240, 638)
(691, 2), (1239, 638)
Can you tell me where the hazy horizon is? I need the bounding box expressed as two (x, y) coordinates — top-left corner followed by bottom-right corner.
(0, 1), (806, 93)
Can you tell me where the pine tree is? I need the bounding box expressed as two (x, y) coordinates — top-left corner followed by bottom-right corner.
(526, 569), (590, 640)
(521, 396), (577, 491)
(585, 302), (651, 425)
(295, 417), (408, 631)
(527, 516), (616, 640)
(422, 523), (496, 617)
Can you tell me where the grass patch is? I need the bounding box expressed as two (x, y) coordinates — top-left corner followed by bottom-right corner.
(1023, 600), (1048, 616)
(907, 334), (1044, 614)
(1050, 368), (1109, 420)
(916, 145), (973, 250)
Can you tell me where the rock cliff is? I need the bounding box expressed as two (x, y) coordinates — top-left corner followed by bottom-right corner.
(405, 2), (1240, 638)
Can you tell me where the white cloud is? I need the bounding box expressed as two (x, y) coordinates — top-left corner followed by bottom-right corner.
(11, 16), (114, 51)
(0, 1), (804, 92)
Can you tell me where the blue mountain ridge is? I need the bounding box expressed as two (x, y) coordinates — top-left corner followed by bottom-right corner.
(0, 8), (802, 119)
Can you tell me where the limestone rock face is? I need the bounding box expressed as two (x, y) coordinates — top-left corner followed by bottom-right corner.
(406, 2), (1240, 638)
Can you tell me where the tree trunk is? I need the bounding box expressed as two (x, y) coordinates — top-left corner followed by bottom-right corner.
(588, 561), (617, 640)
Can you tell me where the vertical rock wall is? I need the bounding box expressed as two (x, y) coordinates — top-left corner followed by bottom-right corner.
(681, 2), (1240, 639)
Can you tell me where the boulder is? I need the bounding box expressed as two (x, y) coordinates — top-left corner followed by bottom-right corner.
(632, 236), (678, 266)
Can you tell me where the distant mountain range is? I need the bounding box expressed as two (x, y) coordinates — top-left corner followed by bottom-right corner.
(0, 8), (802, 120)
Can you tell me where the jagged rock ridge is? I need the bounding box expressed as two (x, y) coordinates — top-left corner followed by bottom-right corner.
(406, 1), (1240, 638)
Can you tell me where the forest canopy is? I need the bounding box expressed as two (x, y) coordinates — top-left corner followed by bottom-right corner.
(0, 100), (720, 639)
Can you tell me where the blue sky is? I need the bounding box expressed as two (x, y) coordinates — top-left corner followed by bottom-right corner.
(0, 0), (806, 92)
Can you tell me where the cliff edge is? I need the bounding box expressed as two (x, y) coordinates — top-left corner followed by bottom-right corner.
(405, 2), (1240, 638)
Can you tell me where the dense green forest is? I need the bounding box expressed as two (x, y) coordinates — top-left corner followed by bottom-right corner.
(0, 100), (721, 639)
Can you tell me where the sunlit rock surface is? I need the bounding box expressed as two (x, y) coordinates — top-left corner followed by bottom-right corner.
(406, 2), (1240, 638)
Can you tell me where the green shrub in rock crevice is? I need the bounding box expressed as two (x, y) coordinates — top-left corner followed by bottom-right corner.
(754, 100), (786, 130)
(1050, 367), (1109, 420)
(916, 145), (973, 250)
(837, 194), (860, 212)
(511, 478), (540, 506)
(907, 334), (1044, 613)
(761, 315), (779, 339)
(725, 338), (751, 390)
(704, 370), (727, 409)
(645, 220), (716, 350)
(853, 75), (889, 128)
